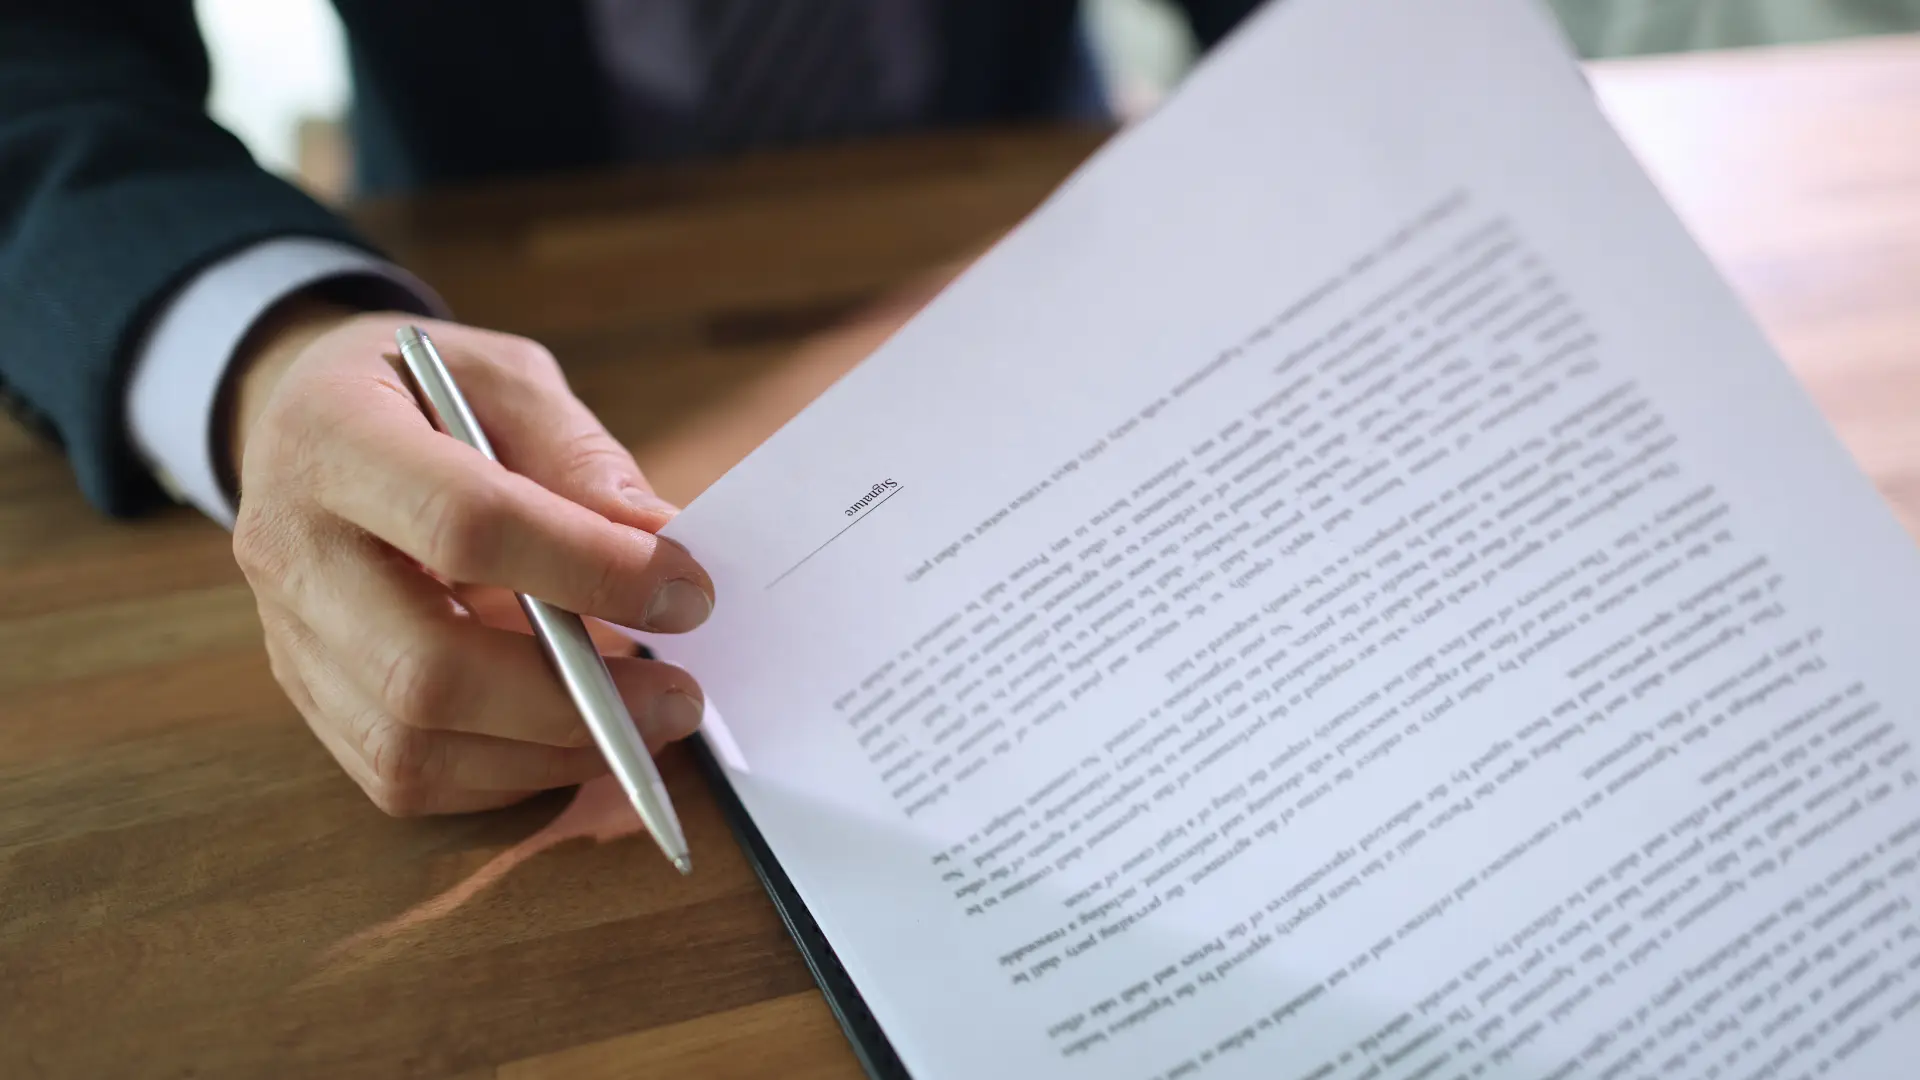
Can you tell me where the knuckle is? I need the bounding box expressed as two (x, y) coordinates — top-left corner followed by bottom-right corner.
(231, 509), (305, 595)
(494, 338), (559, 377)
(413, 477), (507, 581)
(230, 515), (273, 577)
(463, 337), (559, 391)
(262, 645), (319, 718)
(375, 641), (461, 729)
(553, 429), (630, 480)
(263, 639), (297, 691)
(366, 778), (432, 818)
(363, 720), (443, 794)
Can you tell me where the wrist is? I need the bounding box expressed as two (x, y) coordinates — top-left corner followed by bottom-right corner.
(217, 295), (361, 497)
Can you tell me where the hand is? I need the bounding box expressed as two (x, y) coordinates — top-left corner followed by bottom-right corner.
(224, 299), (714, 816)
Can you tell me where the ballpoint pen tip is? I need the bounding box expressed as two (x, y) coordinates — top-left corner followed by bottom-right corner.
(674, 854), (693, 876)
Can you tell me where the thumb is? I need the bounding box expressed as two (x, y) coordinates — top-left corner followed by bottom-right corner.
(461, 350), (679, 532)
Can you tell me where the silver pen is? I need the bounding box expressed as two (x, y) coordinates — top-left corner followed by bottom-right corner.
(394, 326), (692, 875)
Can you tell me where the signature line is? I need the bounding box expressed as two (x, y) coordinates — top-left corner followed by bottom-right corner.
(765, 485), (906, 591)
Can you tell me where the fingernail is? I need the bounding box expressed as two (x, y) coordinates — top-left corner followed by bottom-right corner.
(622, 486), (678, 516)
(651, 691), (705, 741)
(645, 578), (712, 632)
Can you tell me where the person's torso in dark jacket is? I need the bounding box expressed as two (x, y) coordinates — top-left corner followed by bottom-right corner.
(330, 0), (1126, 196)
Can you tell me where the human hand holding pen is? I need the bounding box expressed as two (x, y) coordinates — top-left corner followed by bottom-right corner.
(224, 301), (714, 818)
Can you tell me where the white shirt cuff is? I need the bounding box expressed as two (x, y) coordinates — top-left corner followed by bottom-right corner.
(125, 238), (447, 528)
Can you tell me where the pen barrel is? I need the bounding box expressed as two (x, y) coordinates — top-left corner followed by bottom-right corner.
(394, 326), (688, 870)
(516, 595), (687, 844)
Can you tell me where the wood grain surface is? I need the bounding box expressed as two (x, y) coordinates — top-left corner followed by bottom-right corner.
(4, 36), (1918, 1080)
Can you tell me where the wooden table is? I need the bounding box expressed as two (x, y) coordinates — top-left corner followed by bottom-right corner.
(4, 33), (1918, 1080)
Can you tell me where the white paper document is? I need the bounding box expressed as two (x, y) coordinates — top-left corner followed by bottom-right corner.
(654, 0), (1920, 1076)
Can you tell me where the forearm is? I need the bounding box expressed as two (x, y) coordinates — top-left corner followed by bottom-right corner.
(0, 6), (384, 516)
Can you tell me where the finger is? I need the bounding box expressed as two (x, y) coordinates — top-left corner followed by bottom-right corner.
(305, 391), (713, 632)
(434, 336), (681, 533)
(288, 528), (706, 749)
(265, 603), (416, 792)
(458, 584), (646, 656)
(262, 609), (507, 812)
(264, 604), (372, 780)
(278, 611), (617, 806)
(260, 604), (320, 719)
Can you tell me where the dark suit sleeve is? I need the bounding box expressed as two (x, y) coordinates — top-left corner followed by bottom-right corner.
(1173, 0), (1273, 49)
(0, 2), (376, 516)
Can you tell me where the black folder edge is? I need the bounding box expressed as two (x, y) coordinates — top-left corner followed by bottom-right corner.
(689, 733), (915, 1079)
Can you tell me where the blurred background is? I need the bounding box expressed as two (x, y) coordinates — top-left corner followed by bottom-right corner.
(199, 0), (1920, 204)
